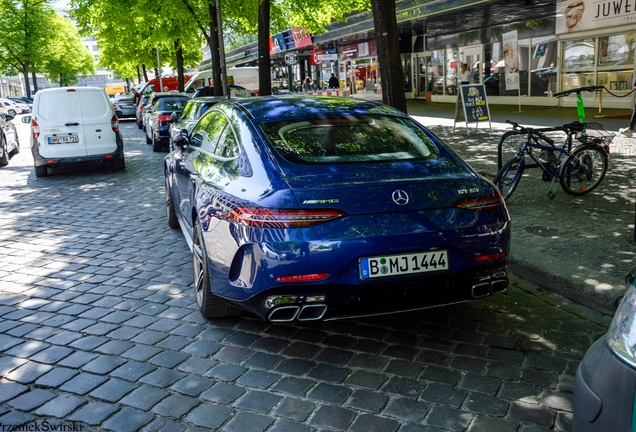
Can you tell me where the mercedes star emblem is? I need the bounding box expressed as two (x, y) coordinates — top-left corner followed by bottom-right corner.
(392, 190), (409, 205)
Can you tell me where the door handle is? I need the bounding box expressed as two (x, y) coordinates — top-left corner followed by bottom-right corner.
(65, 122), (80, 126)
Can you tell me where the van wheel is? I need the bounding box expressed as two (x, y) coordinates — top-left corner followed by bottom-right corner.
(34, 166), (48, 177)
(0, 136), (9, 166)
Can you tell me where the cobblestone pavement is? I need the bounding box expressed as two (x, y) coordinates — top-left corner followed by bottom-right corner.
(0, 116), (614, 432)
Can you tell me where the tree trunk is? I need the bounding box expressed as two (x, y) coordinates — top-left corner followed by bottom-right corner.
(31, 70), (38, 93)
(23, 62), (31, 98)
(257, 0), (272, 96)
(142, 64), (149, 82)
(137, 66), (141, 83)
(371, 0), (407, 113)
(59, 74), (63, 87)
(208, 2), (222, 96)
(174, 39), (185, 92)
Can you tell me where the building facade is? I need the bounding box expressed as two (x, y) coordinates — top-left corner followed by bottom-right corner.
(218, 0), (636, 109)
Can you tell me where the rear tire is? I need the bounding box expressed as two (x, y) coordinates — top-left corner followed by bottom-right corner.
(7, 109), (15, 116)
(152, 135), (162, 152)
(193, 218), (242, 319)
(559, 144), (608, 196)
(137, 118), (142, 129)
(9, 137), (19, 156)
(34, 165), (48, 177)
(146, 132), (152, 144)
(494, 157), (525, 201)
(165, 177), (179, 228)
(113, 158), (125, 171)
(0, 136), (9, 166)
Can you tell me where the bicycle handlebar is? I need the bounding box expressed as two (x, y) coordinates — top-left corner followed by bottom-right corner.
(505, 119), (556, 146)
(552, 86), (604, 98)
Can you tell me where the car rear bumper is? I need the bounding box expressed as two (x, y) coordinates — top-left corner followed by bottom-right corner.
(228, 262), (508, 321)
(31, 135), (125, 167)
(573, 335), (636, 431)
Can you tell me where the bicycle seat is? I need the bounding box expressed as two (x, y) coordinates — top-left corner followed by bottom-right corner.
(562, 121), (585, 132)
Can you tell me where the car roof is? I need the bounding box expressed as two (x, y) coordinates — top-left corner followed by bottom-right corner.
(220, 96), (405, 122)
(190, 96), (228, 103)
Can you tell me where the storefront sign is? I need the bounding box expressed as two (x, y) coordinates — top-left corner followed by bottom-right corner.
(556, 0), (636, 33)
(285, 52), (298, 65)
(270, 34), (286, 54)
(316, 54), (337, 61)
(454, 84), (491, 134)
(502, 30), (519, 91)
(292, 28), (312, 48)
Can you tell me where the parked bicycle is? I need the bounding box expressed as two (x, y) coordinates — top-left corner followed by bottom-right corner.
(493, 120), (611, 201)
(496, 85), (606, 170)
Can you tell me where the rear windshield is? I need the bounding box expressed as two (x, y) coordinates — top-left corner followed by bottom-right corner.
(260, 116), (446, 165)
(157, 97), (189, 111)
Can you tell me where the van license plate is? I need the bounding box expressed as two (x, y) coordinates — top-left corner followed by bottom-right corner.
(48, 135), (79, 144)
(359, 251), (448, 280)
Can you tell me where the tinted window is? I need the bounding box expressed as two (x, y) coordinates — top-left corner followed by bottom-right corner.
(190, 111), (226, 152)
(157, 97), (189, 111)
(260, 116), (442, 165)
(214, 127), (239, 159)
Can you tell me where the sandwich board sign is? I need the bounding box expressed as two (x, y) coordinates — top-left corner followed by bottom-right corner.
(453, 84), (492, 135)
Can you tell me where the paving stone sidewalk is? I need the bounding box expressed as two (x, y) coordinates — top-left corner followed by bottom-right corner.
(408, 100), (636, 316)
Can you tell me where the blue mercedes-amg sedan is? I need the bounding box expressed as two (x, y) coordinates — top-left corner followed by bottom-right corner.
(164, 96), (510, 322)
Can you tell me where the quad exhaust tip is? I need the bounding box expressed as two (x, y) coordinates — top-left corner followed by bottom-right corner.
(268, 304), (328, 322)
(471, 279), (508, 299)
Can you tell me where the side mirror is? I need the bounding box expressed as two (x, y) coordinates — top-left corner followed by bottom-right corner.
(5, 114), (14, 122)
(173, 129), (190, 148)
(170, 112), (179, 123)
(22, 116), (31, 123)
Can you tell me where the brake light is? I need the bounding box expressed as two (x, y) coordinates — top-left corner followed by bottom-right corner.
(276, 273), (330, 282)
(454, 192), (506, 212)
(474, 253), (507, 262)
(228, 207), (345, 228)
(138, 104), (145, 112)
(157, 114), (172, 123)
(111, 114), (119, 133)
(31, 119), (40, 139)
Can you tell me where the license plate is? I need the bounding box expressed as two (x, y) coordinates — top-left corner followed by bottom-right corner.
(48, 135), (79, 144)
(359, 250), (448, 280)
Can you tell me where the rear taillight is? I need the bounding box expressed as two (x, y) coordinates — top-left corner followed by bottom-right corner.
(111, 114), (119, 133)
(227, 207), (345, 228)
(138, 104), (145, 112)
(157, 114), (172, 123)
(31, 119), (40, 139)
(454, 192), (506, 212)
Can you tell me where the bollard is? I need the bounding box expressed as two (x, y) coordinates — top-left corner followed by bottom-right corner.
(595, 81), (607, 118)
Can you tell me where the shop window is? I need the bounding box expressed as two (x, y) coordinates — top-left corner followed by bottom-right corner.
(597, 34), (634, 93)
(531, 38), (558, 96)
(561, 38), (596, 93)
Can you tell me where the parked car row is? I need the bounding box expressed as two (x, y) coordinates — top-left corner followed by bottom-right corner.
(0, 112), (20, 166)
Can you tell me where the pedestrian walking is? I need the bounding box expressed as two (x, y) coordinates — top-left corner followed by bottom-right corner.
(619, 78), (636, 137)
(132, 88), (141, 106)
(328, 73), (339, 89)
(303, 77), (312, 93)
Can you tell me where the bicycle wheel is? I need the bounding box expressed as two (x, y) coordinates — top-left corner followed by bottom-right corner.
(494, 157), (525, 201)
(559, 144), (608, 196)
(497, 131), (526, 170)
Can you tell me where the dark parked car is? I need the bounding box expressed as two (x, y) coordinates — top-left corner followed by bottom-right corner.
(146, 96), (190, 152)
(169, 96), (226, 150)
(574, 266), (636, 431)
(0, 113), (19, 166)
(483, 71), (549, 96)
(143, 92), (187, 133)
(192, 85), (256, 97)
(164, 96), (511, 322)
(136, 95), (150, 129)
(112, 94), (136, 119)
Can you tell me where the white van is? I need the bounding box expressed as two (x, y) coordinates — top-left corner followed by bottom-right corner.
(24, 86), (125, 177)
(184, 67), (259, 94)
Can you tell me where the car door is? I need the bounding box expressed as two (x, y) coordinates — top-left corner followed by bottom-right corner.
(79, 88), (118, 156)
(173, 110), (228, 222)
